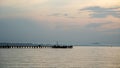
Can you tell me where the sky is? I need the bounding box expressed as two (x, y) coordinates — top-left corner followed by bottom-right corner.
(0, 0), (120, 45)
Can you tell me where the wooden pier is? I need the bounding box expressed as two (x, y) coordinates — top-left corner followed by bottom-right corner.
(0, 45), (73, 49)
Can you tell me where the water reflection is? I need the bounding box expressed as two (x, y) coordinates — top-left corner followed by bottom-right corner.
(0, 46), (120, 68)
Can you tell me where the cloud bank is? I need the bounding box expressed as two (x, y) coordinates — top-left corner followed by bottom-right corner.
(80, 6), (120, 18)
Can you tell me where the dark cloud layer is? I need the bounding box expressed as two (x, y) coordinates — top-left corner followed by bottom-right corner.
(80, 6), (120, 18)
(1, 18), (120, 44)
(0, 18), (52, 42)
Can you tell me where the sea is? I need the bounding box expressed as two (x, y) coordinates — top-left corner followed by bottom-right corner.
(0, 46), (120, 68)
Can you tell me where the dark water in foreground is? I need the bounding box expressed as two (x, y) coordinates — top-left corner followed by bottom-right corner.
(0, 46), (120, 68)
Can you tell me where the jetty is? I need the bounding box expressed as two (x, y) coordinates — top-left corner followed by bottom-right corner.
(0, 43), (73, 49)
(0, 45), (73, 49)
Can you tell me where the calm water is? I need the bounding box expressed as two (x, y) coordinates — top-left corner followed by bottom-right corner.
(0, 46), (120, 68)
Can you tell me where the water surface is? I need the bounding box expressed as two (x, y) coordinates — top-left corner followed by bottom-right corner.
(0, 46), (120, 68)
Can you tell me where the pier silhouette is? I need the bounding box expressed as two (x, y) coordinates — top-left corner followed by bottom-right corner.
(0, 45), (73, 49)
(0, 42), (73, 49)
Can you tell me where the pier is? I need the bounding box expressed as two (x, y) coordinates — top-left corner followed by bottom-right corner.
(0, 45), (73, 49)
(0, 42), (73, 49)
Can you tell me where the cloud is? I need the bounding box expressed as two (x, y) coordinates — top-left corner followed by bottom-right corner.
(64, 13), (68, 16)
(0, 17), (62, 42)
(80, 6), (120, 18)
(86, 22), (111, 28)
(49, 13), (69, 17)
(48, 13), (61, 16)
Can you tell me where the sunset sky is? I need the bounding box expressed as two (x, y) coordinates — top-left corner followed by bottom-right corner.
(0, 0), (120, 44)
